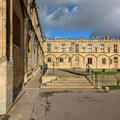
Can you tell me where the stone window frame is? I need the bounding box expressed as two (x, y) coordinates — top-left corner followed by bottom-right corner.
(62, 44), (65, 53)
(114, 57), (118, 62)
(47, 43), (51, 53)
(114, 44), (118, 53)
(88, 58), (92, 64)
(60, 58), (63, 63)
(102, 58), (106, 65)
(75, 44), (79, 53)
(88, 44), (92, 53)
(100, 44), (104, 53)
(47, 57), (51, 62)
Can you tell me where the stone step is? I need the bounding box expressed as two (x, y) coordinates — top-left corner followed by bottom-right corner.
(58, 77), (86, 80)
(41, 85), (94, 89)
(46, 83), (92, 86)
(57, 78), (87, 81)
(52, 80), (89, 83)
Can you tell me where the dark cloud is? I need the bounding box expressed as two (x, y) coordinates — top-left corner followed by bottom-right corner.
(37, 0), (120, 38)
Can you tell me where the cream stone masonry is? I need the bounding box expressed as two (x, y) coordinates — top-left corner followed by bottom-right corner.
(43, 36), (120, 71)
(0, 0), (44, 115)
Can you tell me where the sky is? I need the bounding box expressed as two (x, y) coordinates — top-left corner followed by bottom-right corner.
(37, 0), (120, 39)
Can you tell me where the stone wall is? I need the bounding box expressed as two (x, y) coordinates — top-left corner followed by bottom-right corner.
(0, 0), (44, 115)
(43, 38), (120, 70)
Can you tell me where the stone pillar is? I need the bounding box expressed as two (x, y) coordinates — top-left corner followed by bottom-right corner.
(31, 32), (35, 75)
(56, 57), (59, 68)
(6, 0), (13, 112)
(24, 18), (29, 84)
(83, 57), (85, 69)
(0, 0), (7, 115)
(0, 0), (13, 115)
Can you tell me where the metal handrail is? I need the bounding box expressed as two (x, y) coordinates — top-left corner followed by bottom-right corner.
(86, 64), (98, 88)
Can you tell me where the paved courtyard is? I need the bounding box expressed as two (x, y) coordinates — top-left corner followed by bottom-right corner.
(1, 70), (120, 120)
(29, 90), (120, 120)
(2, 89), (120, 120)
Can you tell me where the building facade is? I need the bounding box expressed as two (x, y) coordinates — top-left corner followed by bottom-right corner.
(43, 36), (120, 71)
(0, 0), (44, 115)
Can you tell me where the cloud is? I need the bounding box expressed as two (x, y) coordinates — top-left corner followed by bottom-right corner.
(37, 0), (120, 38)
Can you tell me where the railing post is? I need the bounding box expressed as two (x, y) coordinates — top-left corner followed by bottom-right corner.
(95, 72), (98, 88)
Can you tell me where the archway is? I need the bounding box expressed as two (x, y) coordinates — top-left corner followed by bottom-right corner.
(97, 54), (110, 69)
(58, 54), (72, 68)
(45, 54), (57, 68)
(72, 54), (84, 68)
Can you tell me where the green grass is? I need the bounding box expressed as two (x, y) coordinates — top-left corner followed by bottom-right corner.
(102, 80), (120, 90)
(102, 85), (120, 90)
(93, 71), (120, 75)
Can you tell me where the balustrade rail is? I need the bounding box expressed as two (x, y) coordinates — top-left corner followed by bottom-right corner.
(86, 64), (98, 88)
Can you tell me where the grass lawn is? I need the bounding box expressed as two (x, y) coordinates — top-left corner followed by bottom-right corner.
(102, 85), (120, 90)
(93, 71), (120, 75)
(102, 80), (120, 90)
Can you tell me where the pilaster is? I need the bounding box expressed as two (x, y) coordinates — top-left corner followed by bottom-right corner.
(24, 18), (29, 84)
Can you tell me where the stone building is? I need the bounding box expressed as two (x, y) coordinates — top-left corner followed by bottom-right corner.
(0, 0), (44, 115)
(43, 36), (120, 71)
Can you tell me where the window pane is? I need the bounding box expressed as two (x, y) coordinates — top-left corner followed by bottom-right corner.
(88, 44), (92, 53)
(60, 58), (63, 62)
(62, 44), (65, 52)
(88, 58), (92, 64)
(47, 43), (51, 52)
(102, 58), (106, 64)
(114, 45), (118, 53)
(75, 44), (79, 52)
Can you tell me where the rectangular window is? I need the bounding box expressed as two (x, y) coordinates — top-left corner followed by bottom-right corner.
(88, 44), (92, 53)
(100, 44), (104, 53)
(102, 58), (106, 65)
(60, 58), (63, 62)
(62, 44), (65, 52)
(88, 58), (92, 64)
(75, 44), (79, 53)
(71, 43), (74, 52)
(47, 43), (51, 52)
(47, 58), (51, 62)
(114, 45), (118, 53)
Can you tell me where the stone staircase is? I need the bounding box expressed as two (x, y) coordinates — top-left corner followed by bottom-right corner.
(40, 76), (94, 89)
